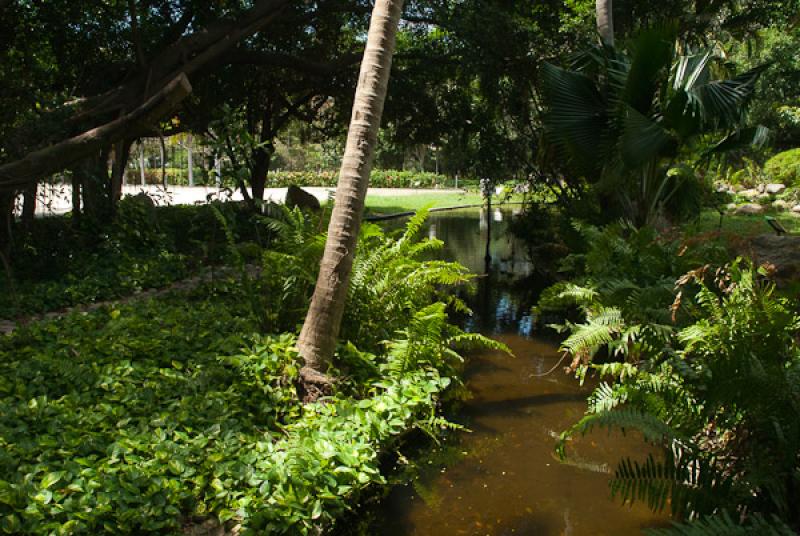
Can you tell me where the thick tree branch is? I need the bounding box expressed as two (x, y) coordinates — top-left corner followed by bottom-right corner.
(0, 74), (192, 191)
(73, 0), (291, 124)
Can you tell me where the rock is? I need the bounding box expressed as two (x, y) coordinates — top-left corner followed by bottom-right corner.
(0, 320), (16, 336)
(749, 234), (800, 285)
(793, 205), (800, 214)
(738, 188), (760, 200)
(715, 182), (733, 193)
(726, 203), (738, 211)
(758, 193), (771, 201)
(757, 184), (766, 194)
(773, 199), (791, 211)
(285, 185), (321, 212)
(765, 183), (787, 195)
(735, 203), (764, 215)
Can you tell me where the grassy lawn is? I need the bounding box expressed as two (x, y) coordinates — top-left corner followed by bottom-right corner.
(363, 191), (484, 215)
(362, 191), (531, 216)
(687, 209), (800, 238)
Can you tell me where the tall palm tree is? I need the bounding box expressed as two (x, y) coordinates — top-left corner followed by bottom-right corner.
(297, 0), (405, 398)
(596, 0), (614, 46)
(541, 26), (768, 226)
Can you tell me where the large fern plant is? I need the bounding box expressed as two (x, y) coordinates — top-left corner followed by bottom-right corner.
(341, 209), (474, 353)
(557, 262), (800, 533)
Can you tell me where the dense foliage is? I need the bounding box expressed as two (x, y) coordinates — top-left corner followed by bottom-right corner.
(0, 209), (505, 534)
(0, 199), (263, 317)
(764, 148), (800, 186)
(135, 168), (459, 190)
(540, 26), (767, 227)
(542, 224), (800, 533)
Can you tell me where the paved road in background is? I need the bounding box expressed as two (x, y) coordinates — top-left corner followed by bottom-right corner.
(25, 185), (466, 216)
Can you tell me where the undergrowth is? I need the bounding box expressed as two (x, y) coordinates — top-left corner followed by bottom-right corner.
(0, 208), (504, 534)
(541, 222), (800, 534)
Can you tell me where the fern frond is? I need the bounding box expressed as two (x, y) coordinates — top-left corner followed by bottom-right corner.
(557, 283), (599, 306)
(449, 332), (513, 356)
(400, 207), (431, 244)
(564, 407), (677, 446)
(560, 308), (623, 357)
(645, 512), (796, 536)
(587, 381), (629, 413)
(612, 447), (736, 517)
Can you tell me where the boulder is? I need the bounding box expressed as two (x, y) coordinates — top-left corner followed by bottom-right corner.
(715, 182), (733, 193)
(748, 234), (800, 285)
(119, 192), (157, 220)
(726, 202), (738, 211)
(765, 183), (787, 195)
(738, 188), (760, 200)
(129, 191), (157, 209)
(734, 203), (764, 215)
(793, 205), (800, 214)
(285, 185), (321, 212)
(773, 199), (791, 211)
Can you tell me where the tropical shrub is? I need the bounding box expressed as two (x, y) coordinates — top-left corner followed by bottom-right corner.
(342, 210), (473, 353)
(0, 201), (265, 318)
(264, 169), (454, 189)
(538, 222), (726, 327)
(541, 26), (768, 226)
(764, 148), (800, 186)
(554, 257), (800, 533)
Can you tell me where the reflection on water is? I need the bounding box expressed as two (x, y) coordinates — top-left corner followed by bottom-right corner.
(359, 209), (666, 535)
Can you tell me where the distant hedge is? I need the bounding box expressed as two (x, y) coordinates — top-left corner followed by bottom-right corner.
(126, 169), (465, 189)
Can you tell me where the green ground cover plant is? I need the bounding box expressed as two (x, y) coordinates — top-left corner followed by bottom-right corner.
(0, 209), (503, 534)
(0, 200), (264, 318)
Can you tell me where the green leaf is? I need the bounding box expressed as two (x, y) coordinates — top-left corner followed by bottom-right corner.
(40, 471), (65, 489)
(541, 62), (609, 179)
(619, 105), (676, 168)
(704, 125), (770, 156)
(311, 499), (323, 520)
(32, 489), (53, 504)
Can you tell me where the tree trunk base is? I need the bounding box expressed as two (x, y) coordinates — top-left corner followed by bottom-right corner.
(298, 366), (335, 403)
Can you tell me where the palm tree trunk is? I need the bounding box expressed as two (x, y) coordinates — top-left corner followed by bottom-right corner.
(596, 0), (614, 47)
(296, 0), (404, 398)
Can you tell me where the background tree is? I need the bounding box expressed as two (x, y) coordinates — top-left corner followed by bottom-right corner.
(596, 0), (614, 46)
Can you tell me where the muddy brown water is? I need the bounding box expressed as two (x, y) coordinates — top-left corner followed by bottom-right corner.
(359, 209), (667, 535)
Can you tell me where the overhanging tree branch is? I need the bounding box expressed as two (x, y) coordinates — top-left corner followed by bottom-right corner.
(72, 0), (291, 125)
(0, 74), (192, 191)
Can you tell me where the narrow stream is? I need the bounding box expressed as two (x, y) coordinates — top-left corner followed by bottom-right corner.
(361, 209), (667, 535)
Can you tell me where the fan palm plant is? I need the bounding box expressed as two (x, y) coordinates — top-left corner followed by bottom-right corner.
(541, 25), (768, 226)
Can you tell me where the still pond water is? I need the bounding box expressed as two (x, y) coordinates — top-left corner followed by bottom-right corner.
(362, 209), (666, 535)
